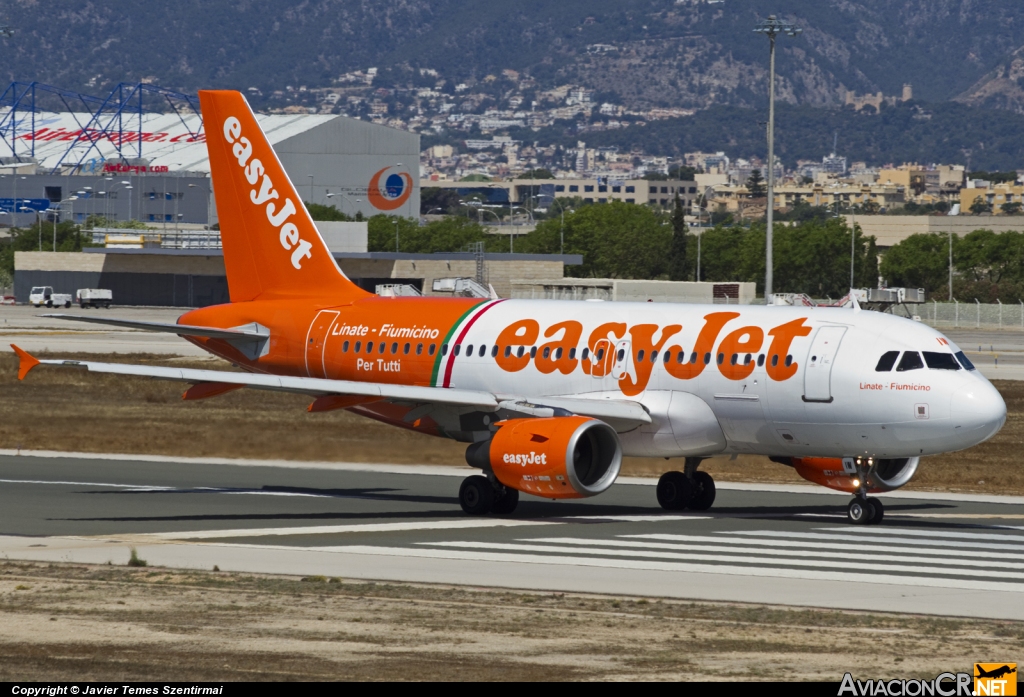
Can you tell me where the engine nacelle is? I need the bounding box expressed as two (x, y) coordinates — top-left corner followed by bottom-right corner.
(786, 456), (920, 493)
(466, 416), (622, 499)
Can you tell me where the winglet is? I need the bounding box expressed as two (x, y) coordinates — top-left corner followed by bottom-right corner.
(11, 344), (40, 381)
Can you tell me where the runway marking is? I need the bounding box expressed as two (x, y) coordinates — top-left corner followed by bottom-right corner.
(819, 527), (1024, 542)
(144, 519), (563, 539)
(332, 545), (1024, 593)
(724, 530), (1024, 552)
(0, 478), (175, 490)
(417, 540), (1024, 581)
(885, 513), (1024, 520)
(626, 534), (1024, 561)
(532, 536), (1024, 569)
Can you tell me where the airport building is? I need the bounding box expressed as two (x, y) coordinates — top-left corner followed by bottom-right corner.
(0, 100), (421, 226)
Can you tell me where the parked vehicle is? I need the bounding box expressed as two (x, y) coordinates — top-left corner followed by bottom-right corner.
(29, 286), (71, 308)
(76, 288), (113, 309)
(0, 296), (15, 305)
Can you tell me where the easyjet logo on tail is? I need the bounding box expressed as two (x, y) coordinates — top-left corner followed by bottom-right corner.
(222, 116), (313, 270)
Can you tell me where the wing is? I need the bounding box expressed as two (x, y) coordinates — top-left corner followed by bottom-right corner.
(10, 345), (651, 430)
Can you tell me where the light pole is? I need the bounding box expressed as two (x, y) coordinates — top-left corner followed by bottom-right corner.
(544, 196), (568, 255)
(754, 14), (801, 302)
(307, 175), (314, 203)
(325, 191), (362, 217)
(394, 218), (400, 252)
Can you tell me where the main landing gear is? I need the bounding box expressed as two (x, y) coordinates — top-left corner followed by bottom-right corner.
(459, 475), (519, 515)
(657, 458), (716, 511)
(847, 496), (884, 525)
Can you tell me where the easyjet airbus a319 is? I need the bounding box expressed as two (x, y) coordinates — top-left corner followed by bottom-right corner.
(13, 91), (1008, 524)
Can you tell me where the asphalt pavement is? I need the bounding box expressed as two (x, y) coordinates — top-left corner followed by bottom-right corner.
(2, 451), (1023, 620)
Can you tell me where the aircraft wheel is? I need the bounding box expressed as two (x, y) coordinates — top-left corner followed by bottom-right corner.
(866, 497), (884, 525)
(657, 471), (692, 510)
(847, 498), (875, 525)
(459, 475), (494, 515)
(689, 471), (717, 511)
(491, 487), (519, 515)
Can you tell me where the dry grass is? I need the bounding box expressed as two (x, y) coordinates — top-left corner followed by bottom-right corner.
(2, 352), (1023, 494)
(0, 561), (1020, 681)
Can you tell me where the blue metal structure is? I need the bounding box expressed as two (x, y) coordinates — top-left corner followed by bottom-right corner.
(0, 81), (204, 174)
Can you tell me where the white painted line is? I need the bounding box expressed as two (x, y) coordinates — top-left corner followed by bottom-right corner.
(0, 478), (174, 490)
(559, 515), (709, 522)
(2, 449), (1022, 505)
(818, 527), (1024, 543)
(419, 540), (1024, 581)
(627, 533), (1024, 561)
(144, 519), (562, 540)
(528, 536), (1024, 569)
(724, 530), (1024, 552)
(330, 545), (1024, 593)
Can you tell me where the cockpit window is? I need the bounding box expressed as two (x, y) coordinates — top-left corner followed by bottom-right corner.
(923, 351), (960, 371)
(896, 351), (924, 372)
(955, 351), (976, 371)
(875, 351), (899, 372)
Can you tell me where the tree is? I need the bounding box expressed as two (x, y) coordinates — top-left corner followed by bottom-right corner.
(669, 164), (698, 180)
(420, 187), (463, 214)
(667, 192), (688, 281)
(367, 215), (496, 254)
(745, 169), (766, 198)
(969, 195), (993, 215)
(519, 168), (554, 179)
(1001, 201), (1022, 215)
(879, 232), (953, 292)
(517, 201), (670, 278)
(304, 202), (352, 221)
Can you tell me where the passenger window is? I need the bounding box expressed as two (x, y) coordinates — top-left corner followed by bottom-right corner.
(403, 343), (410, 354)
(530, 347), (537, 358)
(744, 354), (752, 365)
(785, 355), (793, 367)
(555, 347), (563, 359)
(441, 344), (448, 356)
(391, 342), (398, 354)
(367, 342), (374, 354)
(569, 348), (577, 360)
(342, 341), (349, 353)
(689, 352), (697, 364)
(955, 351), (975, 371)
(466, 344), (473, 355)
(354, 341), (361, 352)
(479, 345), (486, 357)
(617, 348), (625, 361)
(717, 353), (724, 365)
(580, 347), (588, 360)
(923, 351), (960, 370)
(875, 351), (899, 372)
(504, 346), (511, 358)
(896, 351), (923, 372)
(416, 343), (423, 355)
(757, 354), (765, 366)
(543, 347), (551, 359)
(429, 344), (436, 355)
(771, 355), (778, 367)
(637, 350), (645, 362)
(703, 353), (711, 365)
(650, 350), (658, 363)
(596, 348), (605, 361)
(454, 344), (462, 356)
(491, 345), (498, 358)
(729, 353), (737, 365)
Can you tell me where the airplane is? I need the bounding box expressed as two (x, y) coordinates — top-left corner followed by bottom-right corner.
(975, 665), (1016, 680)
(11, 90), (1007, 525)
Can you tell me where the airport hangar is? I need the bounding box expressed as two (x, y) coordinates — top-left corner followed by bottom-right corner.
(0, 105), (420, 226)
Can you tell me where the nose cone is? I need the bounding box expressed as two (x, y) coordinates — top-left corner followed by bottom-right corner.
(950, 378), (1006, 447)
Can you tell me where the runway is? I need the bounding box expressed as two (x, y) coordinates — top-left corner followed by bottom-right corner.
(2, 451), (1023, 620)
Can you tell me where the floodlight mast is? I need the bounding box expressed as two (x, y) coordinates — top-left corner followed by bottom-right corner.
(754, 14), (801, 303)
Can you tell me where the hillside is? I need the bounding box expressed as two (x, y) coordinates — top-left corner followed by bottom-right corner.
(0, 0), (1023, 111)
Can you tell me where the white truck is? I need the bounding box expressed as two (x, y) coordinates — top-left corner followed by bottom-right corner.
(76, 288), (113, 309)
(29, 286), (72, 308)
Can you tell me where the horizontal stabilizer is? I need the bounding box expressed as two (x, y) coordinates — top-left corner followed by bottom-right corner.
(41, 314), (263, 340)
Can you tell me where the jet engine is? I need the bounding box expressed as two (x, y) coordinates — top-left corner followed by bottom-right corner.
(466, 416), (622, 499)
(782, 456), (920, 493)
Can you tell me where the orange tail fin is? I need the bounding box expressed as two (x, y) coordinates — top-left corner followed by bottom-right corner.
(198, 90), (369, 303)
(11, 344), (40, 380)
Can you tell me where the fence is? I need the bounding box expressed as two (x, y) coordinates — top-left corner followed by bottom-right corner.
(891, 301), (1024, 331)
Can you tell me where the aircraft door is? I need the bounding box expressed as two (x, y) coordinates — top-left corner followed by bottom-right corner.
(803, 326), (847, 403)
(305, 310), (339, 378)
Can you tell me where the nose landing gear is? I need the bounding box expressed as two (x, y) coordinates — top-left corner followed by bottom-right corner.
(847, 496), (884, 525)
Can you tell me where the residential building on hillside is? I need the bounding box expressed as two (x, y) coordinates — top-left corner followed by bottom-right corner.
(960, 182), (1024, 214)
